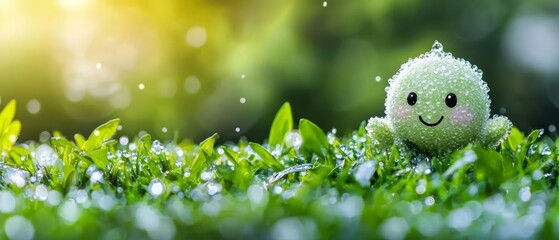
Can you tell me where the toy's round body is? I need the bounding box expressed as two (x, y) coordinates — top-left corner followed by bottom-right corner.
(368, 41), (511, 153)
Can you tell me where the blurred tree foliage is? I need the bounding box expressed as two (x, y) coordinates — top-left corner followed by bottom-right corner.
(0, 0), (558, 142)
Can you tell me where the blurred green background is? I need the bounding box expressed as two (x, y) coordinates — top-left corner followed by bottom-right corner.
(1, 0), (558, 142)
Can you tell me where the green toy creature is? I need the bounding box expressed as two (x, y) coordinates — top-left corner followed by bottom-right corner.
(367, 41), (512, 153)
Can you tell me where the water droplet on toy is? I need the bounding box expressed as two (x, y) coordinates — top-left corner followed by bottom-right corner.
(149, 179), (165, 197)
(431, 41), (444, 53)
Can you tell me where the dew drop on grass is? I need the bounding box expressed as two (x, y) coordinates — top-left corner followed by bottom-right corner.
(5, 215), (34, 240)
(354, 161), (376, 187)
(151, 140), (163, 154)
(241, 74), (246, 79)
(46, 190), (62, 206)
(207, 182), (222, 196)
(322, 1), (327, 7)
(76, 189), (88, 203)
(183, 169), (191, 178)
(34, 185), (48, 201)
(425, 196), (435, 206)
(162, 127), (168, 133)
(149, 179), (165, 197)
(380, 217), (409, 240)
(201, 170), (214, 181)
(35, 144), (59, 167)
(90, 171), (103, 183)
(447, 208), (474, 230)
(58, 199), (80, 224)
(0, 191), (16, 213)
(285, 131), (302, 149)
(26, 99), (41, 114)
(240, 97), (246, 104)
(235, 127), (240, 133)
(375, 76), (381, 82)
(520, 187), (531, 202)
(6, 170), (25, 188)
(248, 184), (267, 206)
(138, 83), (145, 90)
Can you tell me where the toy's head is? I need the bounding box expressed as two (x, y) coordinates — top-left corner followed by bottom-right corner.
(385, 41), (490, 152)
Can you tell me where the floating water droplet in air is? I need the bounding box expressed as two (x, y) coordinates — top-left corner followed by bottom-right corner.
(26, 99), (41, 114)
(119, 136), (129, 146)
(149, 179), (165, 197)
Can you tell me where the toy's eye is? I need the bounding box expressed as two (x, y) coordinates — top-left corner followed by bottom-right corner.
(407, 92), (417, 106)
(445, 93), (457, 108)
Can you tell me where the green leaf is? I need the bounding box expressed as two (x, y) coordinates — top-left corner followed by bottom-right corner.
(86, 148), (109, 171)
(82, 119), (120, 152)
(299, 118), (329, 157)
(249, 142), (283, 171)
(505, 127), (524, 151)
(1, 120), (20, 151)
(269, 102), (293, 146)
(0, 100), (16, 134)
(190, 133), (218, 177)
(74, 134), (86, 150)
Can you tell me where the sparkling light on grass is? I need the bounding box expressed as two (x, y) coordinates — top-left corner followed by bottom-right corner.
(0, 102), (557, 239)
(138, 83), (145, 90)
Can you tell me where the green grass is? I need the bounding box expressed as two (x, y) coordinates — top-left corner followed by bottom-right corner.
(0, 100), (559, 239)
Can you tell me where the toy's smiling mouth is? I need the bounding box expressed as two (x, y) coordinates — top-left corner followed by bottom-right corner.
(419, 116), (444, 127)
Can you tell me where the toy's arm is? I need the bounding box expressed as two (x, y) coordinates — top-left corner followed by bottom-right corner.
(366, 117), (395, 146)
(482, 116), (512, 147)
